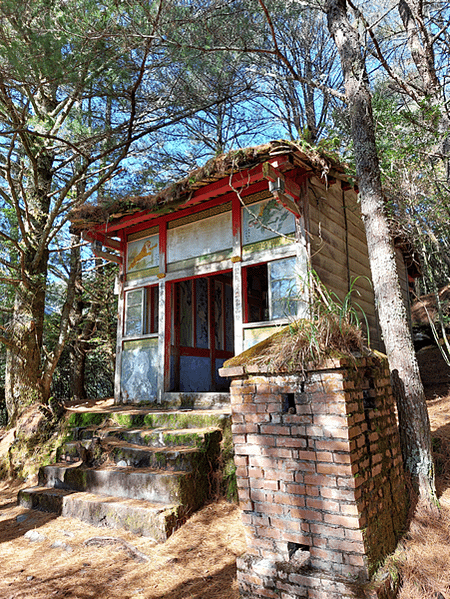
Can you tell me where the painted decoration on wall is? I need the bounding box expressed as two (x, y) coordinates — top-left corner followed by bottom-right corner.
(127, 234), (159, 274)
(121, 338), (158, 403)
(242, 199), (295, 245)
(167, 211), (232, 264)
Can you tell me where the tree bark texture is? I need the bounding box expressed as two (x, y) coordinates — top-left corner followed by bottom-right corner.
(4, 148), (52, 421)
(326, 0), (436, 507)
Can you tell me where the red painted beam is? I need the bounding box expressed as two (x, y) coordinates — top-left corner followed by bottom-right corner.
(91, 163), (269, 236)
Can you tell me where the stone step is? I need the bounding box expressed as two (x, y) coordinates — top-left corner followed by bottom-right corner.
(38, 463), (207, 508)
(18, 487), (182, 541)
(66, 407), (230, 437)
(73, 425), (222, 449)
(114, 425), (222, 449)
(58, 438), (212, 471)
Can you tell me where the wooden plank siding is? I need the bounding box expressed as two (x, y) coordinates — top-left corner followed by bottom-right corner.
(307, 178), (381, 350)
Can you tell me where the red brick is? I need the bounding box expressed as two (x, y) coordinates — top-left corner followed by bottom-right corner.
(328, 538), (365, 553)
(294, 461), (316, 474)
(333, 452), (352, 464)
(317, 462), (354, 476)
(236, 444), (262, 456)
(344, 528), (364, 541)
(298, 450), (316, 461)
(309, 522), (345, 539)
(305, 485), (320, 497)
(246, 434), (276, 446)
(249, 489), (267, 502)
(240, 393), (255, 403)
(232, 423), (258, 434)
(305, 425), (325, 437)
(346, 553), (367, 567)
(233, 455), (248, 466)
(236, 466), (248, 478)
(276, 437), (307, 448)
(337, 475), (363, 489)
(265, 402), (281, 413)
(284, 483), (306, 495)
(315, 439), (350, 452)
(339, 503), (360, 516)
(320, 486), (355, 501)
(323, 513), (361, 528)
(233, 402), (258, 414)
(245, 413), (271, 423)
(304, 473), (337, 487)
(312, 535), (328, 548)
(238, 488), (251, 501)
(306, 497), (340, 512)
(289, 426), (308, 436)
(316, 451), (334, 463)
(249, 456), (273, 468)
(310, 547), (343, 563)
(251, 514), (271, 527)
(267, 515), (301, 531)
(263, 447), (294, 459)
(313, 414), (349, 427)
(372, 463), (383, 476)
(289, 508), (323, 522)
(232, 434), (246, 445)
(248, 466), (263, 478)
(259, 424), (289, 435)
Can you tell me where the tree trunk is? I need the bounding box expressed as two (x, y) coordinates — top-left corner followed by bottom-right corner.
(4, 144), (52, 421)
(5, 252), (48, 421)
(326, 0), (437, 507)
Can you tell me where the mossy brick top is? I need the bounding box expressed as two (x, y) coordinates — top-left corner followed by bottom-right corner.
(219, 321), (381, 378)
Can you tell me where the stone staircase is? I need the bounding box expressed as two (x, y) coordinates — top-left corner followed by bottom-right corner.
(18, 396), (231, 542)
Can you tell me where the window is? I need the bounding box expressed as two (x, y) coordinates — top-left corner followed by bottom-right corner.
(244, 257), (299, 323)
(125, 286), (159, 337)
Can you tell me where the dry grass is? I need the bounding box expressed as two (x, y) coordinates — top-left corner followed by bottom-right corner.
(396, 498), (450, 599)
(225, 317), (365, 375)
(0, 484), (246, 599)
(395, 367), (450, 599)
(2, 347), (450, 598)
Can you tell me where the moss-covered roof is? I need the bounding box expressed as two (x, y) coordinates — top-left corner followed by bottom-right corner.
(71, 140), (349, 229)
(223, 318), (373, 375)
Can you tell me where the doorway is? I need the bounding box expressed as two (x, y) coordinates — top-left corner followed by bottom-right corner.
(169, 272), (234, 392)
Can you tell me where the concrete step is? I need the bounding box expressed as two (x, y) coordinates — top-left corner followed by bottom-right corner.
(20, 399), (232, 541)
(73, 425), (222, 449)
(18, 487), (182, 541)
(58, 438), (212, 471)
(38, 463), (207, 508)
(66, 407), (230, 438)
(114, 425), (222, 449)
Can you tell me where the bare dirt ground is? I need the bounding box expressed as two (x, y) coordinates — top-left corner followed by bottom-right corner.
(1, 346), (450, 599)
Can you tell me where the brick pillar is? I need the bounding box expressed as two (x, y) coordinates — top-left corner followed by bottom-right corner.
(219, 357), (407, 599)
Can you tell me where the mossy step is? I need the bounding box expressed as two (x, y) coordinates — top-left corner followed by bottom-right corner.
(39, 463), (206, 507)
(73, 425), (222, 450)
(18, 487), (183, 541)
(112, 425), (223, 449)
(66, 408), (230, 433)
(57, 438), (213, 471)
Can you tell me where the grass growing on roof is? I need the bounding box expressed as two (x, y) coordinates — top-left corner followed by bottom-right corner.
(226, 273), (370, 373)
